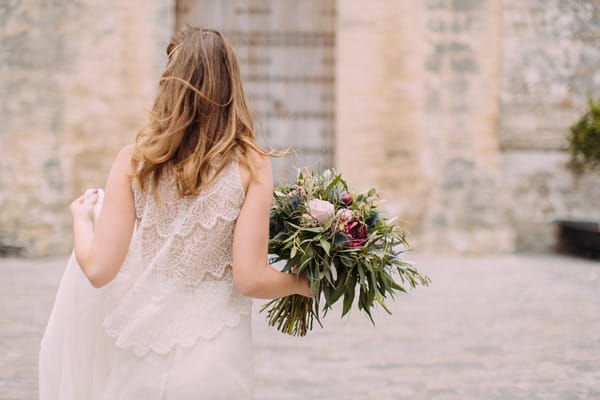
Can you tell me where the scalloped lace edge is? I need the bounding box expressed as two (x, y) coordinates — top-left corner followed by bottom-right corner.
(141, 207), (241, 239)
(102, 310), (251, 358)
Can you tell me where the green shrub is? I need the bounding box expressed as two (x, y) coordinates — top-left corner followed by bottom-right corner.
(569, 96), (600, 172)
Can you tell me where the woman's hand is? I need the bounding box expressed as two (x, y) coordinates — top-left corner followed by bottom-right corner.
(72, 145), (136, 289)
(294, 268), (316, 299)
(70, 189), (99, 222)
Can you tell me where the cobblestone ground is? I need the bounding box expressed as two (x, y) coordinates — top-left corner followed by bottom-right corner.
(0, 252), (598, 399)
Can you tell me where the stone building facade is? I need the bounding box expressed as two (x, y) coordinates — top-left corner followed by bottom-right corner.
(1, 0), (599, 256)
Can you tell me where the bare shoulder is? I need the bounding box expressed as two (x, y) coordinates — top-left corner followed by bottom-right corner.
(246, 149), (272, 172)
(239, 150), (273, 194)
(113, 144), (136, 177)
(120, 143), (136, 157)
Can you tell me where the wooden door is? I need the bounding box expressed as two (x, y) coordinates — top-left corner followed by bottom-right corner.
(176, 0), (336, 183)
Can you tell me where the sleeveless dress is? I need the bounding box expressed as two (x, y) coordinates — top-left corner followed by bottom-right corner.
(39, 158), (254, 400)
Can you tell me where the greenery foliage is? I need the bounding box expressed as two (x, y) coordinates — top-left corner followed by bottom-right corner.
(569, 96), (600, 171)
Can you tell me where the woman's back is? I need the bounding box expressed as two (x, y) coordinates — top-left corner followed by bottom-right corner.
(102, 157), (252, 357)
(133, 157), (246, 285)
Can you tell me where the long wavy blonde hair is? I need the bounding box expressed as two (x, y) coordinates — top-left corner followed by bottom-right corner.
(132, 26), (279, 199)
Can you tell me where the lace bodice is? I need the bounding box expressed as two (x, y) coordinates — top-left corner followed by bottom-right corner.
(102, 158), (252, 356)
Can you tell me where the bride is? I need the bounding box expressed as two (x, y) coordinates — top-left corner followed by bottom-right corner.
(39, 26), (314, 399)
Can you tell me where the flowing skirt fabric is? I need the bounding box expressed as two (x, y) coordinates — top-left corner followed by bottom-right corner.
(96, 315), (254, 400)
(39, 252), (254, 400)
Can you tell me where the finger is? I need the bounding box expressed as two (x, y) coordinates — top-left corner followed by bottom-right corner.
(69, 195), (85, 211)
(83, 187), (98, 199)
(87, 192), (99, 205)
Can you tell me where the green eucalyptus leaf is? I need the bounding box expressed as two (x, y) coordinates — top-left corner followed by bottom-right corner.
(357, 265), (366, 287)
(330, 261), (337, 281)
(320, 239), (331, 256)
(342, 286), (355, 317)
(287, 222), (324, 233)
(376, 296), (392, 314)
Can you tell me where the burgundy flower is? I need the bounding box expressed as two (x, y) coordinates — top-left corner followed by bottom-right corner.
(343, 221), (368, 248)
(340, 192), (353, 205)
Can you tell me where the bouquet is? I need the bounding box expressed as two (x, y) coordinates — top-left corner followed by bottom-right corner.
(261, 169), (431, 336)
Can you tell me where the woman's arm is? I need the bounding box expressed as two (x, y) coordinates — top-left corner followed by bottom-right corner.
(232, 153), (314, 299)
(70, 144), (136, 288)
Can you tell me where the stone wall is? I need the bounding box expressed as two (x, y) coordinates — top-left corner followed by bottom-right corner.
(501, 0), (600, 251)
(0, 0), (173, 256)
(338, 0), (600, 253)
(337, 0), (515, 254)
(420, 0), (514, 253)
(336, 0), (430, 249)
(3, 0), (600, 256)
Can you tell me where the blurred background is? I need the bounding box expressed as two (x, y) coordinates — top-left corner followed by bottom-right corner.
(1, 0), (599, 257)
(1, 1), (599, 399)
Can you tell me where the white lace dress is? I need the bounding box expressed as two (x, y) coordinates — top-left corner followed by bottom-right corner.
(39, 159), (254, 400)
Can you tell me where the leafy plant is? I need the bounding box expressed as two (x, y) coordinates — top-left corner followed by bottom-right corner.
(568, 96), (600, 172)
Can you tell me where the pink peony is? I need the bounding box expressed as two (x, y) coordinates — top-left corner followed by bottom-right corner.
(344, 221), (368, 248)
(307, 199), (335, 225)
